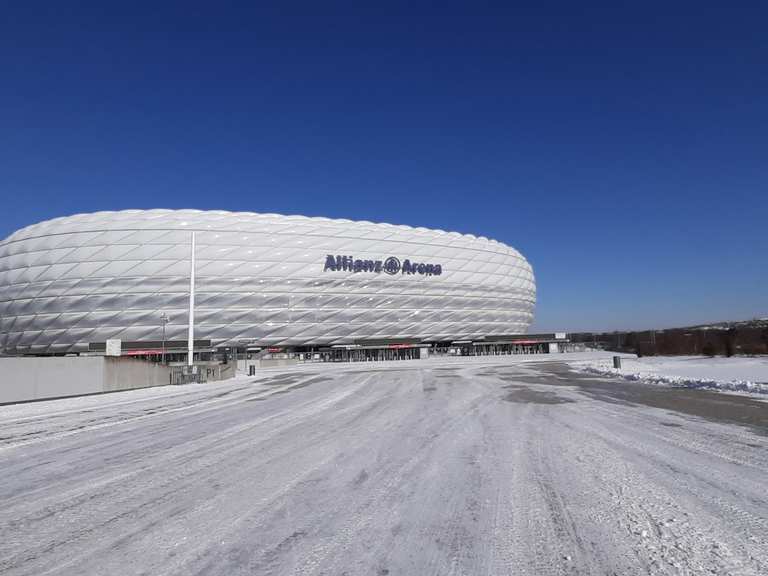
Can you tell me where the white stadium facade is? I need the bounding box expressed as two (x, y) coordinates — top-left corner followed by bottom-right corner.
(0, 209), (550, 362)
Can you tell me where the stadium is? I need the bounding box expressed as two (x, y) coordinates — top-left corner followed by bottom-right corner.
(0, 209), (544, 361)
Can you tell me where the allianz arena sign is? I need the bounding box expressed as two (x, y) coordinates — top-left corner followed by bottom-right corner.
(323, 255), (443, 276)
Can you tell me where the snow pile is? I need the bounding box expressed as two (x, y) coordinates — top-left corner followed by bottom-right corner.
(572, 355), (768, 395)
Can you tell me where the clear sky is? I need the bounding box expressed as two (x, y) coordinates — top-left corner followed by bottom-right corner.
(1, 2), (766, 332)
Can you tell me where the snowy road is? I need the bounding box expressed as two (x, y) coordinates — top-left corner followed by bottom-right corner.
(1, 359), (767, 575)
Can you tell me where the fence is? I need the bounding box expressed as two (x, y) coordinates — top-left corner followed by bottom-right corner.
(170, 367), (207, 385)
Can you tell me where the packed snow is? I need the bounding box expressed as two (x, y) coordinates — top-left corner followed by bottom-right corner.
(573, 354), (768, 395)
(0, 357), (766, 575)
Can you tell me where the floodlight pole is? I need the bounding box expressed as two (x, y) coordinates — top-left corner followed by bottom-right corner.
(187, 231), (196, 367)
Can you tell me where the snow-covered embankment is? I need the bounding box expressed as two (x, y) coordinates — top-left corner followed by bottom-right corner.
(571, 355), (768, 395)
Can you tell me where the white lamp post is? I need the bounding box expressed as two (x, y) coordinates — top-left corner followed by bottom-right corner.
(187, 231), (196, 368)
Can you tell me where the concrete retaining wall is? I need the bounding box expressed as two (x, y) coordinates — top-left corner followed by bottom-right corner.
(102, 358), (172, 393)
(0, 356), (172, 404)
(167, 362), (235, 381)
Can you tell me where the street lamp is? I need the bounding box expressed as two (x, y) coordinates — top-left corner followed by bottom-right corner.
(160, 313), (171, 364)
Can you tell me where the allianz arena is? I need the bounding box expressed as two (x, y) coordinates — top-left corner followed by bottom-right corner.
(0, 210), (536, 355)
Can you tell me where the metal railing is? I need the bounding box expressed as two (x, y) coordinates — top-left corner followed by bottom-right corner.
(170, 368), (207, 385)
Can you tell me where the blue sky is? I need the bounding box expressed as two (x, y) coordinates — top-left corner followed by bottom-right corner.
(1, 1), (766, 332)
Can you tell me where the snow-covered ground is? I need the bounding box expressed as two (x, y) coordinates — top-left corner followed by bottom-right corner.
(0, 358), (766, 575)
(572, 355), (768, 395)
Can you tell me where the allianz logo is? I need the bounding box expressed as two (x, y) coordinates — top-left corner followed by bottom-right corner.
(323, 255), (443, 276)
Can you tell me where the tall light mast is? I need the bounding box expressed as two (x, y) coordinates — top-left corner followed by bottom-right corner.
(187, 231), (196, 367)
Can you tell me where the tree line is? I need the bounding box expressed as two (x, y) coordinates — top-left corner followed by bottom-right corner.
(571, 326), (768, 357)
